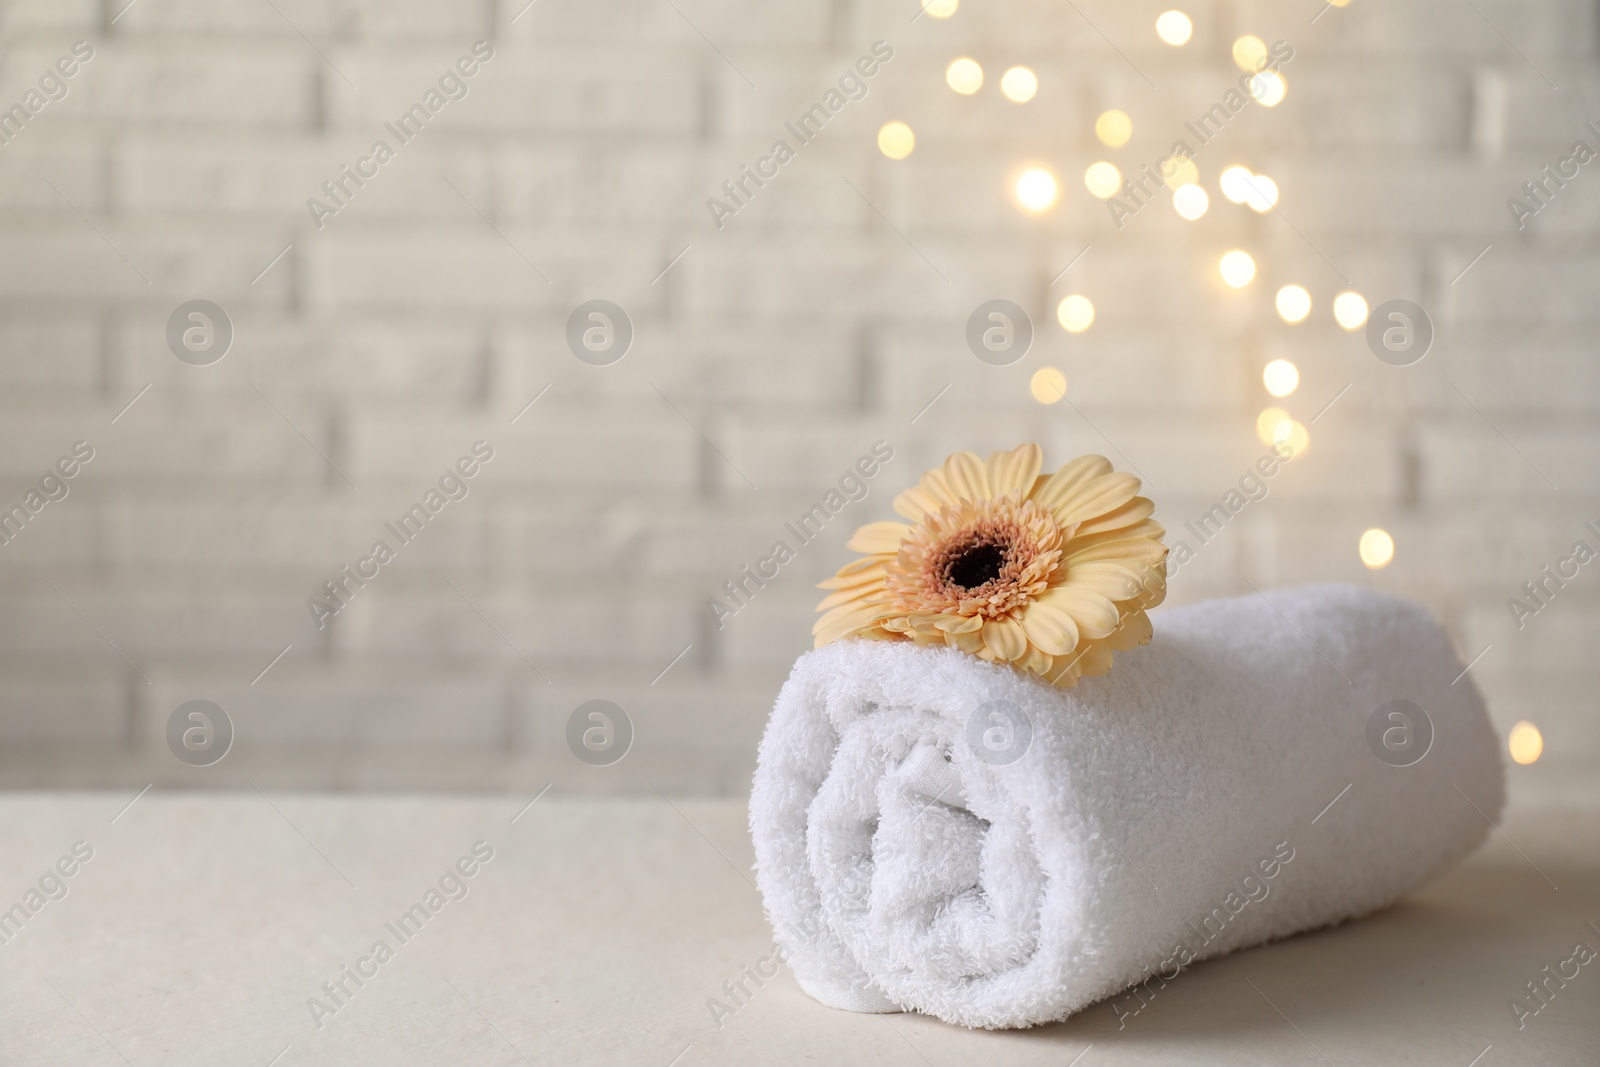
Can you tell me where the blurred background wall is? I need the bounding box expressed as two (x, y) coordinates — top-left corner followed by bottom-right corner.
(0, 0), (1594, 803)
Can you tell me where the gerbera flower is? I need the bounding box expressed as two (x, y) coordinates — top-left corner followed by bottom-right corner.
(813, 445), (1167, 687)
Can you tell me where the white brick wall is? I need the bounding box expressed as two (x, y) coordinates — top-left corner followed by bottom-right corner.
(0, 0), (1596, 802)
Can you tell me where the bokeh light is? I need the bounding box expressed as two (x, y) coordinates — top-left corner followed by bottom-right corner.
(1509, 721), (1543, 765)
(1275, 419), (1310, 459)
(1249, 70), (1287, 106)
(1219, 250), (1256, 288)
(1333, 290), (1370, 330)
(1084, 161), (1122, 199)
(1095, 109), (1133, 147)
(1030, 367), (1068, 404)
(1015, 167), (1059, 212)
(1275, 284), (1311, 323)
(1256, 407), (1292, 446)
(947, 58), (984, 94)
(1263, 359), (1299, 397)
(1057, 294), (1095, 332)
(1359, 528), (1395, 569)
(1161, 154), (1199, 189)
(921, 0), (958, 17)
(1155, 10), (1193, 46)
(1243, 174), (1279, 212)
(1232, 35), (1268, 71)
(1000, 66), (1038, 103)
(1219, 165), (1254, 203)
(1172, 183), (1208, 220)
(877, 121), (915, 160)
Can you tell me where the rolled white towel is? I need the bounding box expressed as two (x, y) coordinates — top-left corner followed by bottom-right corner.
(749, 583), (1505, 1029)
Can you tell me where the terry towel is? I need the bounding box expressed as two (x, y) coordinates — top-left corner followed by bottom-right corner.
(749, 583), (1505, 1028)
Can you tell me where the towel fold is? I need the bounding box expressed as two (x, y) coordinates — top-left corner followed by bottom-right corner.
(749, 583), (1505, 1028)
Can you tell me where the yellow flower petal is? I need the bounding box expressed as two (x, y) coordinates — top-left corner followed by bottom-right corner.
(1058, 562), (1145, 602)
(948, 627), (986, 655)
(981, 616), (1029, 661)
(1036, 585), (1120, 639)
(1051, 472), (1142, 527)
(1104, 609), (1153, 650)
(942, 451), (991, 501)
(1071, 499), (1158, 537)
(1067, 532), (1163, 562)
(846, 521), (911, 554)
(813, 604), (879, 646)
(1018, 644), (1053, 676)
(892, 486), (941, 522)
(933, 613), (984, 634)
(1074, 641), (1116, 678)
(817, 563), (887, 590)
(987, 444), (1043, 498)
(1021, 600), (1080, 655)
(815, 578), (887, 611)
(1030, 455), (1112, 512)
(1045, 656), (1082, 687)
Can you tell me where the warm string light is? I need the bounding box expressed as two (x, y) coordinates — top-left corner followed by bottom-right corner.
(1056, 294), (1094, 332)
(1255, 408), (1308, 459)
(946, 57), (983, 94)
(1172, 183), (1208, 219)
(1084, 161), (1122, 198)
(1095, 109), (1132, 147)
(1275, 285), (1311, 323)
(1333, 290), (1369, 329)
(1509, 721), (1543, 765)
(1231, 35), (1268, 71)
(1155, 10), (1192, 46)
(1030, 367), (1068, 403)
(1256, 408), (1291, 445)
(877, 121), (914, 160)
(921, 0), (958, 17)
(1219, 250), (1256, 288)
(1248, 70), (1287, 106)
(1014, 167), (1058, 211)
(1262, 359), (1299, 397)
(1358, 528), (1394, 569)
(1219, 165), (1277, 211)
(1161, 155), (1198, 189)
(1000, 66), (1038, 103)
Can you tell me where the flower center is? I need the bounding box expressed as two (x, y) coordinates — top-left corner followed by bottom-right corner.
(946, 542), (1006, 591)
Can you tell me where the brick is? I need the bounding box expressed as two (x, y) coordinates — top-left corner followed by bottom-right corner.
(346, 407), (700, 493)
(0, 225), (299, 305)
(11, 402), (337, 485)
(0, 137), (105, 211)
(343, 582), (698, 667)
(302, 228), (658, 314)
(0, 583), (302, 660)
(327, 46), (701, 137)
(116, 0), (492, 38)
(136, 666), (507, 748)
(1417, 421), (1598, 501)
(117, 133), (495, 224)
(0, 316), (101, 390)
(496, 143), (713, 227)
(110, 310), (488, 401)
(504, 0), (832, 46)
(0, 675), (125, 743)
(102, 492), (489, 578)
(37, 42), (317, 127)
(0, 1), (97, 30)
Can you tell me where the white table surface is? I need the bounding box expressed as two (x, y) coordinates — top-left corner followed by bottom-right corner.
(0, 793), (1595, 1066)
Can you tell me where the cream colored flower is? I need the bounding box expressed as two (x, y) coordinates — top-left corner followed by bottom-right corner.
(814, 445), (1166, 687)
